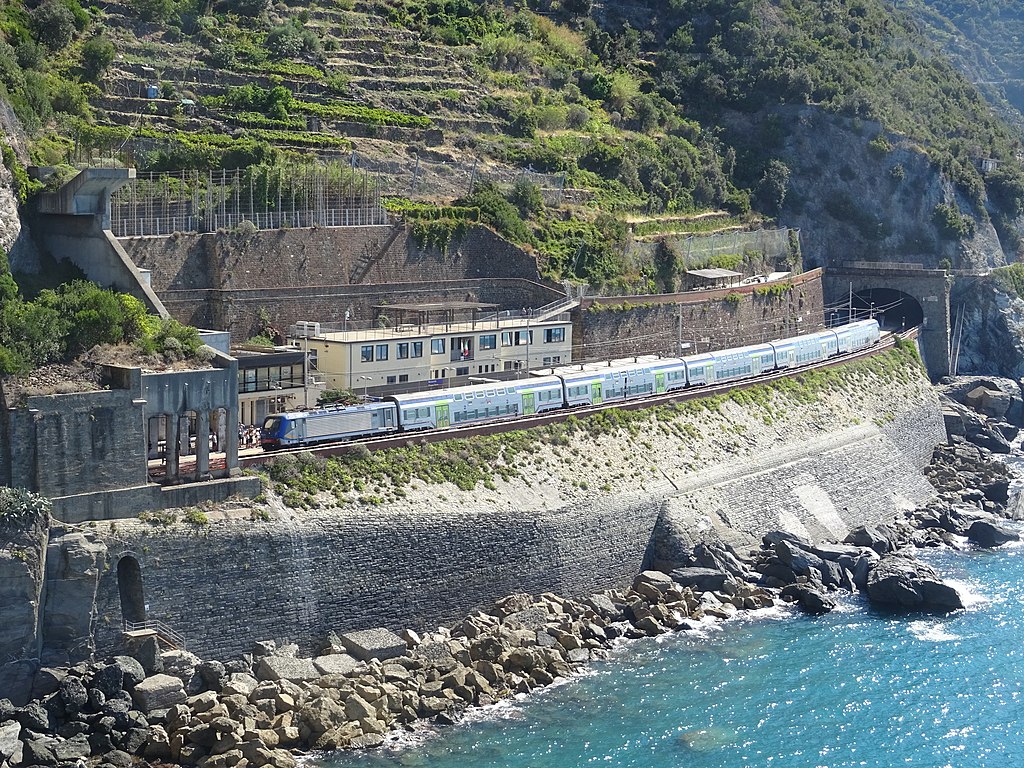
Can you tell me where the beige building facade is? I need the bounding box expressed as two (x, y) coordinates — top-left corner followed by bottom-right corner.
(292, 313), (573, 392)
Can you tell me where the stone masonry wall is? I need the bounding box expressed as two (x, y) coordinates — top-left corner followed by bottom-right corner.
(3, 388), (147, 498)
(578, 270), (825, 360)
(122, 225), (560, 336)
(78, 348), (943, 662)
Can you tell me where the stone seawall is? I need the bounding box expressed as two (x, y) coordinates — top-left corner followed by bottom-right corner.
(75, 348), (943, 662)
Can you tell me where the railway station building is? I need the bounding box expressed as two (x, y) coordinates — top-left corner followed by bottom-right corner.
(289, 301), (574, 393)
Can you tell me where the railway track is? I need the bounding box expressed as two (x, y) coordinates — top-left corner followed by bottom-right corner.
(238, 327), (914, 469)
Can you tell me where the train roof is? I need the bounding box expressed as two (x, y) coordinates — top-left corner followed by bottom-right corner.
(388, 375), (563, 405)
(270, 400), (395, 420)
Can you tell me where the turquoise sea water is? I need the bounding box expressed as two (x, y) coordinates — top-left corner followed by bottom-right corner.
(319, 537), (1024, 768)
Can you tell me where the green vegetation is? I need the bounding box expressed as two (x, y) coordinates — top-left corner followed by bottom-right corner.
(0, 249), (206, 375)
(0, 486), (51, 527)
(993, 264), (1024, 298)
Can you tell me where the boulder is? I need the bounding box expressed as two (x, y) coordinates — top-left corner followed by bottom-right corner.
(130, 636), (163, 675)
(669, 567), (729, 592)
(965, 385), (1011, 419)
(583, 594), (621, 621)
(111, 656), (146, 689)
(256, 656), (319, 684)
(966, 520), (1021, 548)
(780, 584), (836, 615)
(58, 676), (88, 713)
(131, 674), (187, 714)
(844, 525), (896, 555)
(866, 555), (965, 612)
(338, 629), (407, 661)
(0, 721), (21, 762)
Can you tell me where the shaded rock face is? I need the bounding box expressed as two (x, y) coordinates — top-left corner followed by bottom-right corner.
(866, 555), (965, 611)
(949, 280), (1024, 381)
(0, 500), (51, 705)
(753, 105), (1005, 271)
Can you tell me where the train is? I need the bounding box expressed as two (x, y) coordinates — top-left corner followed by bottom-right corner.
(260, 319), (881, 450)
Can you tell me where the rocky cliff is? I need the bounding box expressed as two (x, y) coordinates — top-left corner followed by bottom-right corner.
(951, 276), (1024, 380)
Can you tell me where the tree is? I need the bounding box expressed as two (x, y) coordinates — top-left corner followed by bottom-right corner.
(30, 1), (76, 51)
(81, 37), (115, 82)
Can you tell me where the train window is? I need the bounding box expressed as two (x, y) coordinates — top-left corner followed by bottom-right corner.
(486, 389), (496, 397)
(497, 388), (505, 395)
(361, 345), (373, 362)
(454, 393), (463, 400)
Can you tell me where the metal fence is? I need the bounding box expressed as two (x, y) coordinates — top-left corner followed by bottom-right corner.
(110, 165), (388, 237)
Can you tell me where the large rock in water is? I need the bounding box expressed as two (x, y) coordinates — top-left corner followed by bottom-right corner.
(966, 520), (1020, 548)
(866, 555), (965, 611)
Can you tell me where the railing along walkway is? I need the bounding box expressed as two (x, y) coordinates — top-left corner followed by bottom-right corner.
(124, 619), (187, 650)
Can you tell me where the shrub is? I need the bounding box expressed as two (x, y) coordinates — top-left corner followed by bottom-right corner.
(81, 37), (115, 82)
(30, 1), (76, 51)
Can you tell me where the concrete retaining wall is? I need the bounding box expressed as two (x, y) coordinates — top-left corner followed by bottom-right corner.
(78, 349), (943, 661)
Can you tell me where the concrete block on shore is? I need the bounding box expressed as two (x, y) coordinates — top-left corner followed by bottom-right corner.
(256, 656), (319, 683)
(338, 629), (407, 661)
(312, 654), (360, 677)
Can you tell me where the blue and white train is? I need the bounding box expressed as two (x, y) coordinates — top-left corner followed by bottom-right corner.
(260, 320), (880, 449)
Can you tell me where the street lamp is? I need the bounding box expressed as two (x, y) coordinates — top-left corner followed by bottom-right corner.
(356, 375), (372, 399)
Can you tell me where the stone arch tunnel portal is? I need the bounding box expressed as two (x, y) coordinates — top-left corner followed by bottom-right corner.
(845, 287), (925, 331)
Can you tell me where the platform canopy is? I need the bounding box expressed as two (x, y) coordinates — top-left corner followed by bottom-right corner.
(373, 300), (499, 327)
(686, 268), (742, 280)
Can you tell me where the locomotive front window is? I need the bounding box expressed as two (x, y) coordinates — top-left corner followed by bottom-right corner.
(263, 417), (281, 433)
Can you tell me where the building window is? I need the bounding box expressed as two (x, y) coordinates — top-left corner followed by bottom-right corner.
(361, 345), (373, 362)
(411, 341), (423, 358)
(456, 366), (469, 376)
(386, 375), (397, 384)
(397, 343), (409, 359)
(515, 330), (531, 345)
(480, 334), (496, 350)
(544, 327), (565, 343)
(501, 331), (513, 347)
(431, 339), (445, 355)
(399, 374), (409, 383)
(376, 344), (389, 361)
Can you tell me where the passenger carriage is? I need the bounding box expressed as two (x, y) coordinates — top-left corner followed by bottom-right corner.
(554, 357), (660, 407)
(708, 343), (776, 383)
(770, 329), (839, 369)
(833, 319), (881, 354)
(388, 376), (564, 430)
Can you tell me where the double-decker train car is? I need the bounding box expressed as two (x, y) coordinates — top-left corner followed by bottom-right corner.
(555, 356), (664, 408)
(389, 375), (565, 431)
(259, 320), (882, 450)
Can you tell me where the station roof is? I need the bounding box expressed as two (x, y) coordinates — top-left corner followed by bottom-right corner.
(686, 268), (742, 280)
(373, 301), (498, 312)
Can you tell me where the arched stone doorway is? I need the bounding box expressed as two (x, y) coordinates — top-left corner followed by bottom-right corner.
(117, 556), (146, 624)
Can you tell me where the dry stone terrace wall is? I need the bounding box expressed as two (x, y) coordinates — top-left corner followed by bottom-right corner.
(121, 225), (560, 336)
(577, 270), (825, 360)
(83, 351), (944, 661)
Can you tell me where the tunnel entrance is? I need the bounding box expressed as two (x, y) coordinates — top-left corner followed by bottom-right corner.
(117, 556), (146, 624)
(828, 288), (924, 331)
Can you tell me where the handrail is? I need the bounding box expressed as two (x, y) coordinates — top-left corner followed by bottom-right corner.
(124, 619), (187, 650)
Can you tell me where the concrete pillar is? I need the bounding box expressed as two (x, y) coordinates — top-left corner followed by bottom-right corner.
(196, 409), (211, 480)
(225, 402), (240, 473)
(165, 413), (179, 483)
